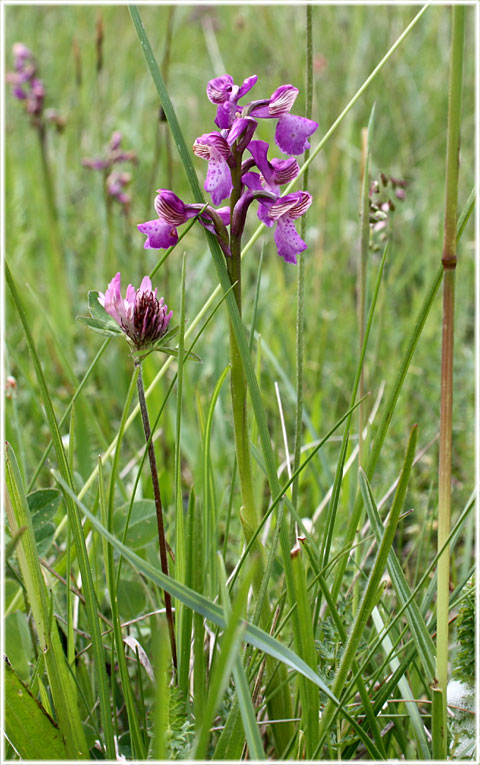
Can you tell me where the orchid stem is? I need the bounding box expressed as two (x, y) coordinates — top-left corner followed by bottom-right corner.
(433, 5), (465, 758)
(227, 157), (260, 553)
(135, 360), (177, 673)
(291, 4), (313, 540)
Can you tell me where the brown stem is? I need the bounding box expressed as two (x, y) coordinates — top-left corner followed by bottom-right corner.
(135, 361), (177, 672)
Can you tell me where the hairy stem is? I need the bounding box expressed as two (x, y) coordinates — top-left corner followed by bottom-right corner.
(135, 361), (177, 672)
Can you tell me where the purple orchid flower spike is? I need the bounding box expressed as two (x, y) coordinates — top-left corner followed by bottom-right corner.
(257, 191), (312, 264)
(250, 85), (318, 155)
(206, 74), (258, 129)
(192, 133), (233, 205)
(98, 272), (172, 349)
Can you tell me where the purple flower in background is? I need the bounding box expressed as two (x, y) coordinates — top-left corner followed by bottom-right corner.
(256, 191), (312, 264)
(249, 85), (318, 155)
(98, 272), (172, 349)
(106, 171), (132, 210)
(192, 133), (233, 205)
(82, 131), (137, 171)
(7, 43), (49, 120)
(206, 74), (258, 129)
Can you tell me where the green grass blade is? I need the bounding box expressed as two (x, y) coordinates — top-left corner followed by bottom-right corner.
(316, 424), (418, 751)
(370, 605), (431, 759)
(191, 557), (254, 759)
(290, 545), (319, 756)
(5, 444), (88, 759)
(361, 466), (436, 678)
(218, 556), (265, 761)
(6, 261), (115, 759)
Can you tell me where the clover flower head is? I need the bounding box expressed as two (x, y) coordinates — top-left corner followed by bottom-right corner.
(98, 272), (172, 349)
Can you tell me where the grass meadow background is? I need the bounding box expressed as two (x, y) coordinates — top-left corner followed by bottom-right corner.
(4, 3), (476, 761)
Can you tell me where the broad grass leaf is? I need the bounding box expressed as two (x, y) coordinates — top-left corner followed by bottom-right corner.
(5, 663), (68, 760)
(5, 612), (34, 681)
(28, 488), (61, 557)
(113, 499), (159, 549)
(117, 579), (147, 621)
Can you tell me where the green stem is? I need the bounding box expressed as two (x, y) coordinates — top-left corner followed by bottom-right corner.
(227, 157), (259, 547)
(291, 5), (313, 538)
(434, 5), (465, 758)
(37, 125), (69, 330)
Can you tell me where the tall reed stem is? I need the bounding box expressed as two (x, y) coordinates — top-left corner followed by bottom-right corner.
(433, 5), (465, 758)
(135, 360), (177, 672)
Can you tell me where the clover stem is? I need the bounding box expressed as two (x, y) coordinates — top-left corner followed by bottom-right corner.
(135, 359), (177, 673)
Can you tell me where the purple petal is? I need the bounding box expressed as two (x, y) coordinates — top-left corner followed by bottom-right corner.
(247, 140), (275, 188)
(215, 101), (236, 130)
(237, 74), (258, 99)
(271, 156), (300, 185)
(154, 189), (191, 225)
(215, 206), (231, 226)
(193, 132), (230, 159)
(137, 219), (178, 250)
(265, 193), (301, 221)
(242, 172), (264, 192)
(275, 114), (318, 155)
(268, 85), (298, 116)
(257, 200), (275, 228)
(109, 131), (122, 151)
(274, 216), (307, 264)
(138, 276), (153, 295)
(207, 74), (234, 104)
(227, 117), (257, 150)
(204, 157), (233, 205)
(285, 190), (312, 220)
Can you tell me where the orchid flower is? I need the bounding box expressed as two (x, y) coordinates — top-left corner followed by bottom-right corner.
(249, 85), (318, 155)
(138, 189), (231, 255)
(206, 74), (258, 129)
(256, 191), (313, 264)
